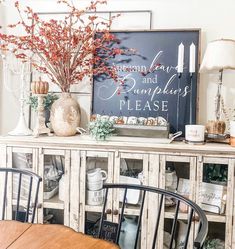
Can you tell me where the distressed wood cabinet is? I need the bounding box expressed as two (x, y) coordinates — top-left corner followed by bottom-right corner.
(0, 135), (235, 248)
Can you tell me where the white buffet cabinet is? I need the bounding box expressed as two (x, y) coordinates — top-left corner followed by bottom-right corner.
(0, 135), (235, 248)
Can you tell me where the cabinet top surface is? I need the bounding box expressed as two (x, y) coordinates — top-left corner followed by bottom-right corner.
(0, 135), (234, 155)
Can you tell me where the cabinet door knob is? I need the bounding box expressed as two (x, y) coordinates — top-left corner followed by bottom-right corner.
(113, 209), (119, 215)
(105, 209), (112, 214)
(37, 203), (42, 209)
(192, 215), (199, 222)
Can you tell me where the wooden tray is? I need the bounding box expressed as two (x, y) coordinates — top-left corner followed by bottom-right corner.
(106, 132), (182, 144)
(113, 124), (169, 138)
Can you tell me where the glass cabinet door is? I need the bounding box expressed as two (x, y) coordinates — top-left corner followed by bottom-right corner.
(232, 158), (235, 249)
(0, 145), (6, 219)
(3, 147), (37, 221)
(197, 156), (234, 248)
(10, 147), (35, 171)
(70, 150), (81, 232)
(79, 150), (114, 234)
(0, 144), (6, 167)
(156, 155), (197, 249)
(38, 149), (70, 226)
(113, 152), (149, 249)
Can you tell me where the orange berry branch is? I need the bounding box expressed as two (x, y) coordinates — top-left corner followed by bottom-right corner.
(0, 0), (127, 92)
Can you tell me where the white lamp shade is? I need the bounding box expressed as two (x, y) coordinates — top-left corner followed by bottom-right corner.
(200, 39), (235, 72)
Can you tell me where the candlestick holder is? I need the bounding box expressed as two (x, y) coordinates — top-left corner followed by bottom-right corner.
(176, 73), (182, 132)
(33, 94), (51, 137)
(0, 52), (32, 136)
(189, 73), (194, 125)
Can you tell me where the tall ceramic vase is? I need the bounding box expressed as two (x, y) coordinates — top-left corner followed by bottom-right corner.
(50, 93), (81, 136)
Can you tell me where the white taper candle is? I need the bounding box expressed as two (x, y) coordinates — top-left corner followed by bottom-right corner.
(189, 43), (196, 73)
(177, 43), (184, 73)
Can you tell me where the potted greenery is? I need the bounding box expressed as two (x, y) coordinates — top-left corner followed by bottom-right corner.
(88, 119), (115, 141)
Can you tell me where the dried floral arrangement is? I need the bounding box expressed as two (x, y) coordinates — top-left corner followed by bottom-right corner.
(219, 97), (235, 131)
(0, 0), (128, 92)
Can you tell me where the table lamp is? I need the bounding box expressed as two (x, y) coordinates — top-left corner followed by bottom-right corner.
(200, 39), (235, 135)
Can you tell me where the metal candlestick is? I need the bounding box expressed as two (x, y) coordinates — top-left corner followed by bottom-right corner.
(189, 73), (194, 125)
(0, 53), (32, 136)
(176, 73), (182, 132)
(33, 94), (51, 137)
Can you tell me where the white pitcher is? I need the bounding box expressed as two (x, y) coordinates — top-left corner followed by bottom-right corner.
(87, 168), (107, 183)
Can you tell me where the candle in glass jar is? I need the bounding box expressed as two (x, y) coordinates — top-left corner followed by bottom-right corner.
(177, 43), (184, 73)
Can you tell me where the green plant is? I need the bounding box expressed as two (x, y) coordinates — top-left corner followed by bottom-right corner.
(88, 119), (115, 141)
(203, 164), (227, 184)
(203, 238), (224, 249)
(28, 93), (58, 111)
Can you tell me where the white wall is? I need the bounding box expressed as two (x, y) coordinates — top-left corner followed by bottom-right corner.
(1, 0), (235, 134)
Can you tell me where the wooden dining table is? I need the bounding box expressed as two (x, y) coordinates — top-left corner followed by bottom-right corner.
(0, 221), (120, 249)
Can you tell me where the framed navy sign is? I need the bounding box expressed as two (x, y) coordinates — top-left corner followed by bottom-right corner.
(92, 30), (200, 133)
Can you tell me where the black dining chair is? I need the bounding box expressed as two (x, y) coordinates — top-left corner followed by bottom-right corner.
(98, 183), (208, 249)
(0, 168), (42, 223)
